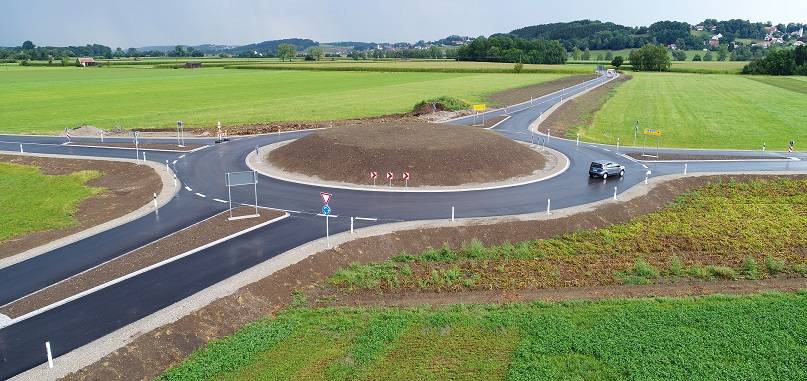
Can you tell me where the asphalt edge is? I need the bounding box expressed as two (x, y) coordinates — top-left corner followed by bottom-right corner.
(19, 170), (806, 381)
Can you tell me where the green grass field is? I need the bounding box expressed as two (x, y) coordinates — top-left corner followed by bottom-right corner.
(226, 60), (600, 74)
(0, 66), (569, 134)
(581, 72), (807, 150)
(0, 162), (103, 242)
(159, 292), (807, 381)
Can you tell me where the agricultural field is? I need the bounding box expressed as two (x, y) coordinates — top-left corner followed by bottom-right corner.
(580, 72), (807, 150)
(159, 292), (807, 381)
(0, 162), (102, 242)
(325, 178), (807, 293)
(0, 66), (571, 134)
(227, 60), (600, 74)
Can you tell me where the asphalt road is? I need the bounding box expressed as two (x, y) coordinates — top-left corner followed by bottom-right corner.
(0, 74), (804, 378)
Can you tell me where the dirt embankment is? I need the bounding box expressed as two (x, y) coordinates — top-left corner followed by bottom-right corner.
(266, 122), (546, 186)
(541, 74), (631, 138)
(0, 155), (161, 259)
(64, 174), (807, 381)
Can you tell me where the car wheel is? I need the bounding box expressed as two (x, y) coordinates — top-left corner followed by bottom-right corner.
(602, 172), (608, 179)
(619, 169), (625, 177)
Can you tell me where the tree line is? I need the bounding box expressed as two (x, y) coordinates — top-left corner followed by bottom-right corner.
(742, 46), (807, 75)
(455, 35), (567, 64)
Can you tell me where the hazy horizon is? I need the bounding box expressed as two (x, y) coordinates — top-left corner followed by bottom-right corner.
(1, 0), (806, 48)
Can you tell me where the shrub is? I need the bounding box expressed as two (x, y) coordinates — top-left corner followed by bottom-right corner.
(793, 264), (807, 277)
(462, 239), (487, 259)
(764, 255), (785, 275)
(707, 266), (737, 280)
(513, 62), (524, 73)
(688, 265), (712, 280)
(669, 256), (684, 276)
(742, 257), (761, 280)
(617, 258), (659, 284)
(413, 96), (470, 114)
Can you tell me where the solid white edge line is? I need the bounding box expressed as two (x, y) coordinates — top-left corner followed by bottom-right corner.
(62, 143), (197, 153)
(212, 198), (227, 203)
(184, 186), (192, 192)
(178, 154), (186, 159)
(195, 193), (206, 198)
(0, 212), (289, 328)
(485, 115), (511, 130)
(353, 217), (378, 221)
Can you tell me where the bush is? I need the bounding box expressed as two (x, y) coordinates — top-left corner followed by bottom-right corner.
(618, 258), (659, 284)
(669, 256), (684, 276)
(513, 62), (524, 73)
(413, 96), (470, 114)
(742, 257), (761, 280)
(707, 266), (737, 280)
(764, 255), (785, 275)
(794, 264), (807, 277)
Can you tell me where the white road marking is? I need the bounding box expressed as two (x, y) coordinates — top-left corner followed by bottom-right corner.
(641, 164), (648, 169)
(213, 198), (227, 203)
(0, 313), (10, 327)
(602, 148), (611, 152)
(788, 157), (801, 161)
(184, 186), (193, 192)
(195, 193), (206, 198)
(316, 214), (339, 218)
(354, 217), (378, 221)
(178, 154), (186, 159)
(172, 160), (178, 165)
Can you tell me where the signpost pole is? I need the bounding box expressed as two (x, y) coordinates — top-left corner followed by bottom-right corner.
(326, 215), (330, 247)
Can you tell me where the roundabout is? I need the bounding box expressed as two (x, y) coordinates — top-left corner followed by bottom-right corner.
(1, 73), (806, 379)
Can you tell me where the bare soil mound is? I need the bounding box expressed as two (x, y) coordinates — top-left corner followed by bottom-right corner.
(267, 122), (545, 186)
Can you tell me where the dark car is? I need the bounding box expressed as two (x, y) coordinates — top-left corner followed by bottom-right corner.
(589, 160), (625, 179)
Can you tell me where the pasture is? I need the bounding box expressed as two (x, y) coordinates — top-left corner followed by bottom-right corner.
(581, 72), (807, 150)
(159, 292), (807, 381)
(0, 66), (569, 134)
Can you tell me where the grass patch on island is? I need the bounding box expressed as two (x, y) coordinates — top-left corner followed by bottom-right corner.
(0, 162), (103, 242)
(159, 292), (807, 381)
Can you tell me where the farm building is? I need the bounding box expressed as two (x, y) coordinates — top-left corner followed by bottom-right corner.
(184, 62), (202, 69)
(76, 57), (97, 67)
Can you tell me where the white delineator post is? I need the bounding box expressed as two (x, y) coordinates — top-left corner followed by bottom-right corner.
(613, 186), (618, 200)
(153, 193), (158, 209)
(684, 163), (688, 175)
(350, 217), (354, 234)
(173, 174), (177, 188)
(165, 160), (169, 172)
(451, 206), (455, 222)
(576, 134), (580, 147)
(45, 341), (53, 369)
(546, 198), (551, 215)
(143, 151), (147, 162)
(616, 138), (620, 153)
(19, 143), (23, 153)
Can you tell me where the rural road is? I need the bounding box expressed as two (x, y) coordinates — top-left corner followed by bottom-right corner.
(0, 73), (804, 379)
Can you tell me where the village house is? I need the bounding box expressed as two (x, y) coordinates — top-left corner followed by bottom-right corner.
(76, 57), (97, 67)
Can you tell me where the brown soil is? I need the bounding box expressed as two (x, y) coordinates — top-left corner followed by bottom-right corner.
(487, 74), (598, 106)
(316, 277), (807, 308)
(64, 174), (806, 381)
(266, 122), (546, 186)
(542, 74), (631, 138)
(66, 142), (204, 151)
(0, 207), (284, 318)
(0, 155), (162, 259)
(626, 152), (780, 161)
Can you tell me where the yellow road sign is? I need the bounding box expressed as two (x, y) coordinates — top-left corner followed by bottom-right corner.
(472, 104), (487, 112)
(643, 128), (663, 136)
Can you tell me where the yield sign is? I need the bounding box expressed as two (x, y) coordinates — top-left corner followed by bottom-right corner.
(320, 192), (332, 205)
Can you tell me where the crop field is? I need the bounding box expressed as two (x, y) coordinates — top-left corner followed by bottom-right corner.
(0, 66), (570, 134)
(580, 72), (807, 150)
(159, 292), (807, 381)
(326, 178), (807, 293)
(0, 162), (102, 242)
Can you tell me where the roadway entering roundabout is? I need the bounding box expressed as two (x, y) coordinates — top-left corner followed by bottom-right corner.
(0, 73), (805, 379)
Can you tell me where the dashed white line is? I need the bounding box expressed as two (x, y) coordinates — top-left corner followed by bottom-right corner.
(178, 154), (186, 159)
(184, 186), (193, 192)
(213, 198), (227, 203)
(195, 193), (206, 198)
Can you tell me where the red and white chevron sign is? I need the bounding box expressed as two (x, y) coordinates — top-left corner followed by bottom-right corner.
(386, 171), (394, 180)
(402, 172), (410, 180)
(369, 171), (378, 179)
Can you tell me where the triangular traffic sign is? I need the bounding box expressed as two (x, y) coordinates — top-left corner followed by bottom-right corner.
(320, 192), (332, 205)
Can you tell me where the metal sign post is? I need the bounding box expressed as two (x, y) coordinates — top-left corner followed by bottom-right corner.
(369, 171), (378, 186)
(176, 121), (185, 148)
(225, 171), (259, 220)
(386, 171), (394, 187)
(320, 192), (333, 247)
(402, 172), (410, 187)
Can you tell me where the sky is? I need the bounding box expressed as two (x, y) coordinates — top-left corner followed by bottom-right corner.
(2, 0), (806, 48)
